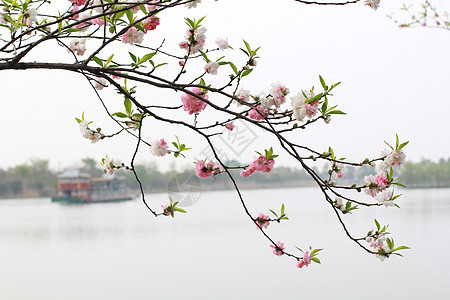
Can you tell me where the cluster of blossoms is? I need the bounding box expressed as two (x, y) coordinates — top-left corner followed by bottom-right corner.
(270, 241), (285, 256)
(195, 160), (221, 179)
(379, 148), (406, 171)
(366, 231), (389, 261)
(290, 90), (319, 122)
(102, 157), (115, 175)
(297, 251), (312, 269)
(149, 139), (169, 157)
(240, 155), (275, 177)
(364, 171), (389, 197)
(179, 26), (207, 54)
(68, 38), (86, 56)
(181, 87), (208, 114)
(264, 82), (290, 109)
(255, 213), (270, 229)
(78, 120), (101, 143)
(364, 0), (381, 10)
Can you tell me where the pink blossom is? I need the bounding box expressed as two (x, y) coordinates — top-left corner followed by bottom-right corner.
(112, 71), (122, 80)
(143, 16), (160, 32)
(225, 122), (234, 131)
(204, 61), (219, 75)
(252, 155), (275, 173)
(375, 189), (395, 207)
(181, 87), (208, 114)
(24, 8), (37, 26)
(150, 139), (169, 157)
(179, 60), (185, 66)
(185, 0), (202, 8)
(297, 251), (312, 268)
(248, 105), (268, 121)
(94, 77), (107, 90)
(121, 27), (145, 45)
(240, 155), (275, 177)
(92, 18), (106, 26)
(240, 165), (256, 177)
(381, 149), (406, 170)
(334, 163), (344, 179)
(215, 38), (229, 50)
(195, 160), (216, 179)
(364, 171), (389, 197)
(68, 38), (86, 56)
(269, 82), (289, 108)
(161, 203), (172, 216)
(270, 241), (285, 256)
(255, 213), (270, 229)
(290, 91), (319, 122)
(103, 157), (115, 175)
(364, 0), (380, 10)
(180, 26), (206, 54)
(234, 88), (250, 106)
(88, 131), (101, 143)
(70, 0), (88, 5)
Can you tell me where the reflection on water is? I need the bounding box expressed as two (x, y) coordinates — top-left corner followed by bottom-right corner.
(0, 188), (449, 300)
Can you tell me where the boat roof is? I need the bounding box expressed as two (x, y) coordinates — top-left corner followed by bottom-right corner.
(57, 170), (90, 179)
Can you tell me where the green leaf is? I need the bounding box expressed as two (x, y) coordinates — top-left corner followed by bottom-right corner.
(393, 245), (410, 251)
(269, 209), (278, 217)
(92, 56), (103, 67)
(124, 98), (132, 115)
(198, 50), (209, 62)
(105, 54), (114, 67)
(281, 203), (285, 215)
(140, 52), (156, 64)
(111, 112), (128, 118)
(241, 69), (253, 77)
(310, 248), (323, 256)
(319, 75), (326, 90)
(375, 219), (380, 231)
(243, 39), (252, 55)
(399, 141), (409, 150)
(129, 52), (137, 63)
(229, 62), (238, 75)
(126, 9), (134, 23)
(112, 10), (126, 22)
(326, 110), (346, 115)
(311, 257), (321, 264)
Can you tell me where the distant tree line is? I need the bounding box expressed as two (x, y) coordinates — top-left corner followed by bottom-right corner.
(1, 157), (449, 199)
(400, 158), (450, 188)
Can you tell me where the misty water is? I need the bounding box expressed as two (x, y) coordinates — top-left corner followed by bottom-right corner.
(0, 187), (449, 299)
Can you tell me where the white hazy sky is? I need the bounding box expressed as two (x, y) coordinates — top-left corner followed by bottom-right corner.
(1, 0), (449, 172)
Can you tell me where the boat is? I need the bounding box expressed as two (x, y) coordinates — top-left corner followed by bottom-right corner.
(51, 170), (133, 203)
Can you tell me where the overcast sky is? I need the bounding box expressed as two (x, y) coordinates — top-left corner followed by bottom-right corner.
(1, 0), (449, 172)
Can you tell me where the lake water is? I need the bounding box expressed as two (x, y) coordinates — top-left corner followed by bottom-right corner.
(0, 187), (449, 299)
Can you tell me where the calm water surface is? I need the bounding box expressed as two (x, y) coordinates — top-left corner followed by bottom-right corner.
(0, 187), (449, 299)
